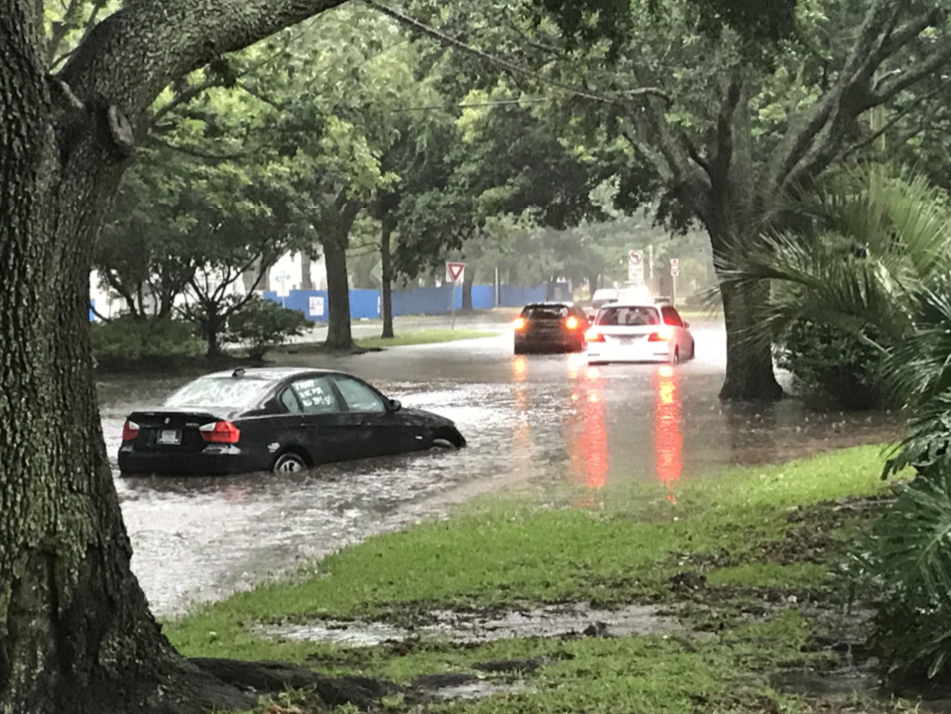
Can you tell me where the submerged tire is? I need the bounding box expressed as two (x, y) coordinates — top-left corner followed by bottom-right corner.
(273, 450), (308, 473)
(670, 347), (681, 366)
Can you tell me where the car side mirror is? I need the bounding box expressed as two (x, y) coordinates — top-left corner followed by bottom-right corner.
(388, 399), (402, 412)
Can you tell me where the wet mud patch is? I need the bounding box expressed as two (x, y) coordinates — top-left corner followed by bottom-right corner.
(264, 602), (683, 646)
(411, 673), (534, 701)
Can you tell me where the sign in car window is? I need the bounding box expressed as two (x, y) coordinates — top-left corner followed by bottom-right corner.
(333, 377), (385, 413)
(292, 377), (339, 414)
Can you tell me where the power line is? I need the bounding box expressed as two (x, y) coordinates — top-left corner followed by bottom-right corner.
(362, 0), (670, 107)
(386, 97), (556, 113)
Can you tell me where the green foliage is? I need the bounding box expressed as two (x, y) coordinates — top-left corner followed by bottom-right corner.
(728, 164), (951, 680)
(226, 295), (308, 361)
(534, 0), (798, 57)
(726, 164), (951, 407)
(776, 320), (893, 410)
(858, 470), (951, 680)
(355, 329), (496, 349)
(89, 316), (203, 365)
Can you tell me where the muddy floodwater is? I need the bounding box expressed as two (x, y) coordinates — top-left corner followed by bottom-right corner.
(97, 319), (901, 616)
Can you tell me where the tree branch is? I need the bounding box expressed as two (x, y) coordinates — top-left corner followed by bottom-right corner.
(150, 77), (225, 126)
(841, 76), (951, 159)
(57, 0), (350, 116)
(362, 0), (669, 106)
(872, 43), (951, 105)
(147, 136), (253, 162)
(771, 3), (951, 192)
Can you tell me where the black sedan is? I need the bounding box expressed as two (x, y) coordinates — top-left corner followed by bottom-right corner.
(118, 367), (466, 476)
(513, 302), (589, 354)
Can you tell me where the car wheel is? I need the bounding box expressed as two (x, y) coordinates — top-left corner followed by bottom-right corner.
(432, 427), (465, 449)
(670, 347), (681, 365)
(273, 450), (308, 473)
(689, 342), (696, 360)
(514, 344), (526, 355)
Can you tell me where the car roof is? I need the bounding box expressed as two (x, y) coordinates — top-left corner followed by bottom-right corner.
(200, 367), (345, 382)
(598, 302), (662, 310)
(523, 302), (575, 308)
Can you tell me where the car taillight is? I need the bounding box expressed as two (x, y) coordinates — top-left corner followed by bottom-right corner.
(121, 420), (139, 441)
(514, 317), (526, 330)
(199, 421), (241, 444)
(649, 326), (673, 342)
(585, 329), (605, 343)
(566, 316), (579, 330)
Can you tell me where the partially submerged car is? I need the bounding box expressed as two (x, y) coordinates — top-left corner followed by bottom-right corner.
(118, 367), (466, 476)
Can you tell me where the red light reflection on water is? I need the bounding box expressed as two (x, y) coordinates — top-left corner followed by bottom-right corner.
(566, 365), (609, 509)
(653, 364), (683, 503)
(511, 355), (531, 458)
(582, 370), (608, 491)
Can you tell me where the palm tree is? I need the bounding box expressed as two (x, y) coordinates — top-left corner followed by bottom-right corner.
(724, 162), (951, 681)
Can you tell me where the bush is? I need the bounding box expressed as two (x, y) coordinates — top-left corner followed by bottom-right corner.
(775, 319), (895, 410)
(90, 315), (204, 364)
(848, 465), (951, 682)
(226, 294), (308, 360)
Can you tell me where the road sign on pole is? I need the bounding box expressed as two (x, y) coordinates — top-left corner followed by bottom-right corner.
(670, 258), (680, 277)
(627, 250), (644, 283)
(445, 262), (465, 330)
(445, 261), (466, 284)
(275, 274), (292, 306)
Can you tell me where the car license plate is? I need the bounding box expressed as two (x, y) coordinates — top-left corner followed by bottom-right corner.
(619, 337), (635, 346)
(157, 429), (181, 445)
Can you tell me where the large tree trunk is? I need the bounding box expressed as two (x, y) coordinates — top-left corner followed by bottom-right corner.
(586, 273), (600, 298)
(0, 0), (397, 711)
(714, 266), (784, 402)
(462, 265), (475, 311)
(0, 22), (260, 714)
(300, 251), (315, 291)
(380, 215), (395, 339)
(324, 237), (353, 350)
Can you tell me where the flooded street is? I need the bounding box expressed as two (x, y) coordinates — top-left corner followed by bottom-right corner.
(98, 319), (901, 616)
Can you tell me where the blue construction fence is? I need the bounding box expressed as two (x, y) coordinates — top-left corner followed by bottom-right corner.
(262, 284), (549, 321)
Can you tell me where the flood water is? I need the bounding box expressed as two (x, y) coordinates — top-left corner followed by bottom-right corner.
(97, 319), (901, 616)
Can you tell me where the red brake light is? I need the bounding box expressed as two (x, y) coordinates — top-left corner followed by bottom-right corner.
(514, 317), (526, 330)
(649, 326), (673, 342)
(122, 420), (139, 442)
(566, 316), (579, 330)
(585, 329), (605, 343)
(199, 421), (241, 444)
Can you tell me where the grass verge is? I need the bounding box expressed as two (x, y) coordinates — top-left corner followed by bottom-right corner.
(167, 445), (910, 713)
(355, 329), (498, 349)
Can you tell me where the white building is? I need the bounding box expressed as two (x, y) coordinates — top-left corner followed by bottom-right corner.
(89, 251), (328, 320)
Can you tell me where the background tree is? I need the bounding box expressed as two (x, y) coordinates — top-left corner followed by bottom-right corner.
(390, 0), (951, 399)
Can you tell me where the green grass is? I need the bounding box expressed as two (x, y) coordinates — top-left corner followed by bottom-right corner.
(167, 445), (905, 714)
(355, 329), (498, 349)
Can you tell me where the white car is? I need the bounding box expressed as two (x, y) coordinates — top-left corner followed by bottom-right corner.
(585, 302), (695, 365)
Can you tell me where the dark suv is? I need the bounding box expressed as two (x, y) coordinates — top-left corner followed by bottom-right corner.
(513, 302), (589, 354)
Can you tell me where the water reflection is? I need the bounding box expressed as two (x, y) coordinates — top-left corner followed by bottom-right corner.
(653, 365), (683, 503)
(511, 356), (532, 468)
(582, 369), (608, 491)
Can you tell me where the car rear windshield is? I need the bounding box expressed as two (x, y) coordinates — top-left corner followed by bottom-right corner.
(521, 305), (569, 320)
(163, 377), (271, 409)
(595, 306), (661, 326)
